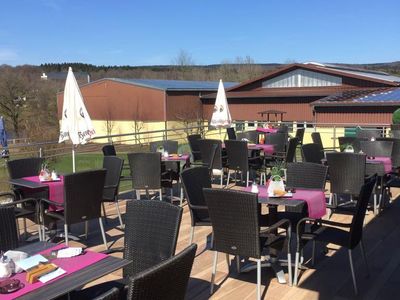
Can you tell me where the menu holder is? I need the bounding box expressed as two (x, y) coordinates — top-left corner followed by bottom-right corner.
(26, 263), (58, 284)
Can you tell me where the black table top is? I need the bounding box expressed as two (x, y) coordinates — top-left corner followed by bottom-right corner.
(9, 178), (48, 189)
(14, 242), (130, 300)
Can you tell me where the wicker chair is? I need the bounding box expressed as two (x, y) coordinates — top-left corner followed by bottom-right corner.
(311, 132), (336, 151)
(180, 167), (212, 245)
(149, 140), (178, 154)
(226, 127), (237, 140)
(224, 140), (263, 187)
(265, 132), (288, 153)
(325, 152), (366, 211)
(41, 169), (108, 249)
(301, 143), (325, 164)
(286, 162), (328, 190)
(356, 128), (381, 139)
(376, 137), (400, 168)
(203, 188), (292, 300)
(237, 131), (259, 143)
(359, 140), (393, 158)
(102, 156), (124, 227)
(72, 199), (183, 299)
(102, 145), (117, 156)
(0, 205), (19, 252)
(338, 136), (363, 152)
(7, 157), (45, 236)
(126, 244), (197, 300)
(198, 139), (224, 186)
(295, 128), (305, 145)
(187, 134), (202, 161)
(294, 175), (377, 295)
(128, 152), (172, 201)
(149, 141), (180, 188)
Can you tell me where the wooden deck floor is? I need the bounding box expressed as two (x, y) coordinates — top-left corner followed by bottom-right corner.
(20, 187), (400, 300)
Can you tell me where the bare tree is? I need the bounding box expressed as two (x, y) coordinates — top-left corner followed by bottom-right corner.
(103, 104), (115, 142)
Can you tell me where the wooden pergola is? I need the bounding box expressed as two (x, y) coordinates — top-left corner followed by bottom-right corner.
(257, 109), (286, 122)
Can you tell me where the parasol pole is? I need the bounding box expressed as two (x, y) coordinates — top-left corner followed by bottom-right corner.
(72, 144), (76, 173)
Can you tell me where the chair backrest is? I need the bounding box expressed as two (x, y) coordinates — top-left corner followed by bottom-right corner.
(123, 200), (183, 277)
(198, 139), (222, 170)
(349, 175), (377, 249)
(326, 152), (366, 195)
(227, 127), (237, 140)
(286, 162), (328, 190)
(338, 136), (364, 152)
(63, 169), (106, 225)
(102, 156), (124, 201)
(127, 244), (197, 300)
(128, 152), (161, 190)
(356, 128), (381, 139)
(0, 206), (19, 252)
(277, 124), (289, 133)
(102, 144), (117, 156)
(187, 134), (202, 161)
(180, 167), (211, 225)
(301, 143), (324, 164)
(377, 138), (400, 168)
(285, 137), (299, 163)
(224, 140), (249, 172)
(203, 188), (261, 258)
(149, 141), (164, 153)
(311, 132), (323, 148)
(237, 131), (258, 143)
(295, 128), (305, 144)
(359, 140), (393, 158)
(265, 132), (288, 153)
(7, 157), (44, 179)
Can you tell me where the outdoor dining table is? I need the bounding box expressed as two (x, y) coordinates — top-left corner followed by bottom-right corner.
(256, 127), (278, 134)
(222, 143), (275, 156)
(4, 241), (130, 300)
(161, 153), (191, 167)
(243, 185), (327, 219)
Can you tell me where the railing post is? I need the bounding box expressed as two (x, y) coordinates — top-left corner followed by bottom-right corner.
(333, 126), (336, 149)
(39, 147), (43, 158)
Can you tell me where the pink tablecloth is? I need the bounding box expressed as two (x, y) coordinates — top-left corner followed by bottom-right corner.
(24, 176), (64, 211)
(256, 127), (278, 133)
(244, 185), (326, 219)
(162, 154), (190, 163)
(366, 156), (392, 174)
(248, 144), (275, 155)
(2, 244), (108, 300)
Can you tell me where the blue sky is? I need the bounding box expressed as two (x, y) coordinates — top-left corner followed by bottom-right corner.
(1, 0), (399, 66)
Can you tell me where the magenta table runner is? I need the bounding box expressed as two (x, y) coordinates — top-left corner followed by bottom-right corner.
(366, 156), (392, 174)
(2, 244), (108, 300)
(248, 144), (275, 155)
(161, 154), (190, 164)
(23, 176), (64, 211)
(244, 185), (326, 219)
(256, 127), (278, 133)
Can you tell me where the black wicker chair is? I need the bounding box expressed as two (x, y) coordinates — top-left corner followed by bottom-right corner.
(286, 162), (328, 190)
(187, 134), (202, 161)
(356, 128), (381, 139)
(301, 143), (325, 164)
(72, 199), (183, 299)
(126, 244), (197, 300)
(102, 156), (124, 227)
(180, 166), (212, 245)
(359, 140), (393, 158)
(294, 175), (377, 295)
(102, 145), (117, 156)
(325, 152), (366, 211)
(295, 128), (305, 145)
(237, 131), (259, 143)
(41, 169), (108, 249)
(198, 139), (224, 186)
(128, 152), (173, 201)
(376, 137), (400, 169)
(203, 188), (292, 299)
(338, 136), (363, 152)
(311, 132), (336, 151)
(227, 127), (237, 140)
(7, 157), (45, 237)
(224, 140), (263, 187)
(149, 140), (178, 154)
(0, 205), (19, 252)
(265, 132), (288, 154)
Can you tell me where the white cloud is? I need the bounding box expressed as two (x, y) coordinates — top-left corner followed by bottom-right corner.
(0, 48), (18, 62)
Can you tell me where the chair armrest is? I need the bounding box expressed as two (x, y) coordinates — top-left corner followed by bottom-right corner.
(317, 219), (352, 228)
(101, 247), (125, 255)
(40, 198), (64, 207)
(0, 192), (16, 200)
(104, 184), (118, 190)
(189, 204), (208, 211)
(10, 198), (38, 206)
(260, 218), (291, 235)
